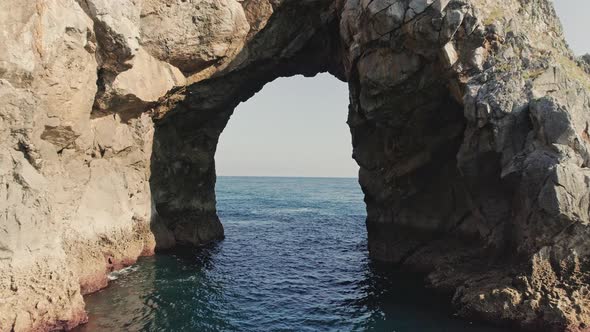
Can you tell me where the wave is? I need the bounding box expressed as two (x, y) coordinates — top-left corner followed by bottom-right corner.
(107, 264), (139, 281)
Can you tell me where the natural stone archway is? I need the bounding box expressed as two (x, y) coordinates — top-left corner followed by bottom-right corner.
(149, 0), (345, 248)
(149, 1), (590, 331)
(2, 0), (590, 331)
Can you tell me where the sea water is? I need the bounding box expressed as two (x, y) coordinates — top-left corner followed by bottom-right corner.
(76, 177), (508, 332)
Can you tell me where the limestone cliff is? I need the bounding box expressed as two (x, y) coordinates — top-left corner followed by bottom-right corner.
(1, 0), (590, 331)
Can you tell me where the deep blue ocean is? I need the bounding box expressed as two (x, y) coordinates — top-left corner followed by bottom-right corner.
(76, 177), (508, 332)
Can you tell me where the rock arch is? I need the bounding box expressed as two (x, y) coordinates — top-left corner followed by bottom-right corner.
(149, 0), (345, 248)
(2, 0), (590, 331)
(149, 1), (590, 331)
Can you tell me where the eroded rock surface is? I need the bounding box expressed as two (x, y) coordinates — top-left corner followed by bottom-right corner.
(2, 0), (590, 331)
(341, 2), (590, 331)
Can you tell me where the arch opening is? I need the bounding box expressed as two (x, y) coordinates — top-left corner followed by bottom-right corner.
(146, 0), (478, 263)
(215, 73), (354, 178)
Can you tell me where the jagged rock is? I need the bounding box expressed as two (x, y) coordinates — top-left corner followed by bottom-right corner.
(76, 0), (142, 72)
(112, 50), (186, 104)
(2, 0), (590, 331)
(97, 49), (186, 117)
(140, 0), (250, 75)
(0, 0), (157, 330)
(579, 54), (590, 74)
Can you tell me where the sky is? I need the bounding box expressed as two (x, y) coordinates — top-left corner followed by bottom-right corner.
(216, 74), (353, 177)
(216, 1), (588, 178)
(553, 1), (589, 55)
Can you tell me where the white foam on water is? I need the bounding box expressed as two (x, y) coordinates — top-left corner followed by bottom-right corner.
(107, 264), (139, 281)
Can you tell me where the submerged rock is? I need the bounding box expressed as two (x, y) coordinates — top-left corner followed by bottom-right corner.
(1, 0), (590, 331)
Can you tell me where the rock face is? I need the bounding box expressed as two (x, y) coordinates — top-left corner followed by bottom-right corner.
(0, 1), (157, 329)
(1, 0), (590, 331)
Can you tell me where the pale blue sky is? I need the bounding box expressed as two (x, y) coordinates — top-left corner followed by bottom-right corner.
(553, 0), (589, 55)
(216, 74), (353, 177)
(216, 1), (588, 178)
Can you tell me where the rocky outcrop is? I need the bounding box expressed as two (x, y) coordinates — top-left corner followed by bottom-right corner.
(2, 0), (590, 331)
(342, 2), (590, 331)
(0, 0), (158, 329)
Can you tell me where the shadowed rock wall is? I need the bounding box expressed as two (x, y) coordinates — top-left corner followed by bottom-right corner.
(149, 0), (345, 249)
(2, 0), (590, 331)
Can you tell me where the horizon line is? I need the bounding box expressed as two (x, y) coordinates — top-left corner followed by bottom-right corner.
(217, 174), (358, 179)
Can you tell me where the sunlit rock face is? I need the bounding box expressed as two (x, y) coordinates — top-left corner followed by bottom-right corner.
(2, 0), (590, 331)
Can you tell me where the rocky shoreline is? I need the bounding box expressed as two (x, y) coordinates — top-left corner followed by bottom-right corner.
(2, 0), (590, 331)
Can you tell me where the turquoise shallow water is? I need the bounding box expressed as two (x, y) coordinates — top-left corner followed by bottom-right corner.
(76, 177), (509, 332)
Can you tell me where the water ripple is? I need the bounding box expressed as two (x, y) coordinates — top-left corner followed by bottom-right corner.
(76, 177), (508, 332)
